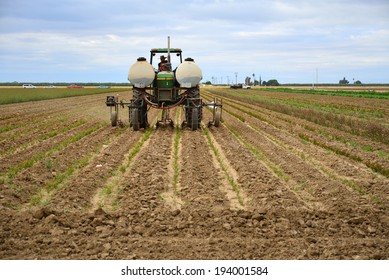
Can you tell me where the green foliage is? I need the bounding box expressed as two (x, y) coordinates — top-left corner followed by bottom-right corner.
(262, 79), (279, 86)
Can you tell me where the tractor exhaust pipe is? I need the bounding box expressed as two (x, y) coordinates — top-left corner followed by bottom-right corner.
(167, 36), (171, 63)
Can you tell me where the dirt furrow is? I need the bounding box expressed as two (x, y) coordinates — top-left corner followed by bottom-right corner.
(116, 126), (173, 211)
(178, 127), (241, 212)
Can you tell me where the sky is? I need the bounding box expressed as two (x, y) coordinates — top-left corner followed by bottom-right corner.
(0, 0), (388, 84)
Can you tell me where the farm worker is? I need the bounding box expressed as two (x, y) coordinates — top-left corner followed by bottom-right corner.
(158, 55), (167, 71)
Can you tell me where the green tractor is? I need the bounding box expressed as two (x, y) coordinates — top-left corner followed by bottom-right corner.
(106, 37), (222, 131)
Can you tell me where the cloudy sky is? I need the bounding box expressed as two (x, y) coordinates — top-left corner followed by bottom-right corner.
(0, 0), (388, 84)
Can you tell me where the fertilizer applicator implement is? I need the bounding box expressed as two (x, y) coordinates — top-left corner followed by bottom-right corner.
(106, 36), (222, 130)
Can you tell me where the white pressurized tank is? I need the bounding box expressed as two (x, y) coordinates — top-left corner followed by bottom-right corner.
(128, 57), (155, 88)
(175, 58), (202, 88)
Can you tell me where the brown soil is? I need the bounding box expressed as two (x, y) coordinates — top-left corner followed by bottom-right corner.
(0, 91), (388, 260)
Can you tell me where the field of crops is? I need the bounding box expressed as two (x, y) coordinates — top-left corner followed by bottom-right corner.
(0, 87), (388, 259)
(0, 87), (125, 104)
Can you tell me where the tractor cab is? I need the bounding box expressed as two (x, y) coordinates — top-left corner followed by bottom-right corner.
(150, 48), (182, 72)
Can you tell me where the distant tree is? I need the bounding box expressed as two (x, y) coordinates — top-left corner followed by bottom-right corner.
(266, 79), (280, 86)
(205, 81), (212, 85)
(354, 80), (362, 85)
(339, 77), (349, 85)
(262, 81), (267, 86)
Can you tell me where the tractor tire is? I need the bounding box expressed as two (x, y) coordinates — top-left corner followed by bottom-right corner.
(214, 108), (221, 127)
(190, 107), (198, 131)
(110, 111), (118, 127)
(132, 108), (140, 131)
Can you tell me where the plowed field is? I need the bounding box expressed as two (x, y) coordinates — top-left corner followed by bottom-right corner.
(1, 88), (388, 259)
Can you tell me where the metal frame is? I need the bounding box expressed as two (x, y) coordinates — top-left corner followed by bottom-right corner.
(106, 93), (222, 130)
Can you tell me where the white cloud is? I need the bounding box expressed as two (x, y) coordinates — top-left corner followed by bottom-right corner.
(0, 0), (388, 83)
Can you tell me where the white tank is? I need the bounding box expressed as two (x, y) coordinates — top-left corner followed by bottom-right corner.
(175, 58), (202, 88)
(128, 57), (155, 88)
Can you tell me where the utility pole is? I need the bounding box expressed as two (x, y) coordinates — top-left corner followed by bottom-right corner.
(234, 72), (238, 85)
